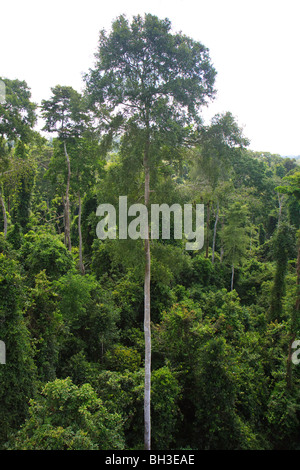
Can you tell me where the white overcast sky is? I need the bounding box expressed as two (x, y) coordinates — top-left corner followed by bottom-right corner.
(1, 0), (299, 156)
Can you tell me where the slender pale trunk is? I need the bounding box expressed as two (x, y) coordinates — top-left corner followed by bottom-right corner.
(205, 201), (211, 258)
(212, 201), (219, 264)
(220, 217), (225, 263)
(78, 190), (85, 274)
(231, 263), (235, 291)
(0, 191), (7, 238)
(63, 141), (72, 252)
(143, 125), (151, 451)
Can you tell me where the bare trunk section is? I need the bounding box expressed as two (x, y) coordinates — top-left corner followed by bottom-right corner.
(220, 217), (225, 263)
(78, 191), (85, 274)
(231, 263), (235, 292)
(0, 191), (7, 238)
(63, 141), (72, 252)
(143, 130), (151, 451)
(212, 201), (219, 264)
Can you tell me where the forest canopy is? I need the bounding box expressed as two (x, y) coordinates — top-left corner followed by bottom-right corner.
(0, 13), (300, 451)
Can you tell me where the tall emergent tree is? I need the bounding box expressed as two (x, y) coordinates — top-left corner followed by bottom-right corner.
(41, 86), (88, 252)
(86, 13), (216, 449)
(46, 130), (103, 274)
(0, 78), (37, 236)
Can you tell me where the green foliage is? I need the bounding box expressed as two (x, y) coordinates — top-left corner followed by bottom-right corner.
(19, 230), (74, 281)
(0, 77), (37, 144)
(191, 112), (249, 191)
(153, 299), (204, 382)
(151, 366), (181, 449)
(92, 366), (181, 450)
(86, 13), (216, 133)
(92, 369), (144, 448)
(26, 271), (62, 382)
(236, 258), (273, 305)
(276, 171), (300, 202)
(7, 377), (124, 450)
(111, 269), (144, 330)
(266, 378), (300, 448)
(0, 253), (37, 446)
(55, 273), (120, 366)
(0, 232), (14, 257)
(190, 254), (215, 287)
(104, 345), (142, 372)
(41, 86), (88, 140)
(221, 201), (250, 267)
(193, 337), (242, 449)
(269, 223), (296, 321)
(200, 289), (248, 340)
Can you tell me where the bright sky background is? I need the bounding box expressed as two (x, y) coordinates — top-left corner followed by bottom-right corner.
(1, 0), (299, 156)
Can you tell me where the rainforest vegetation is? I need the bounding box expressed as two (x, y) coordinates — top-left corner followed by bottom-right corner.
(0, 14), (300, 450)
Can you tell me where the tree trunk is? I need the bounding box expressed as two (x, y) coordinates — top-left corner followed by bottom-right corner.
(63, 141), (72, 252)
(143, 131), (151, 451)
(78, 191), (85, 274)
(205, 201), (210, 258)
(220, 217), (225, 263)
(212, 201), (219, 264)
(0, 191), (7, 238)
(231, 263), (235, 291)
